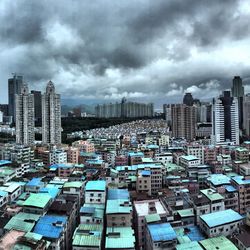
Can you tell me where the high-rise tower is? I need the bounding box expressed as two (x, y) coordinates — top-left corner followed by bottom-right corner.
(42, 81), (61, 145)
(171, 104), (196, 141)
(232, 76), (244, 129)
(212, 91), (239, 145)
(31, 90), (42, 123)
(15, 84), (35, 145)
(8, 74), (23, 122)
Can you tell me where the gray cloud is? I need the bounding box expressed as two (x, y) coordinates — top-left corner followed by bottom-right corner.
(0, 0), (250, 108)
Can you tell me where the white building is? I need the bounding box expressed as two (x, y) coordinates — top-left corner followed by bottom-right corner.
(199, 209), (243, 237)
(0, 111), (3, 123)
(42, 81), (61, 145)
(85, 180), (106, 204)
(49, 149), (67, 165)
(15, 84), (35, 145)
(212, 91), (239, 145)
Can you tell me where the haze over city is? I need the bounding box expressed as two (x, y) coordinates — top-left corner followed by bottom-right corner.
(1, 0), (250, 108)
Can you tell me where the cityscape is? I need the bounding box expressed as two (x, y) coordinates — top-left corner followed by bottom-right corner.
(2, 1), (250, 250)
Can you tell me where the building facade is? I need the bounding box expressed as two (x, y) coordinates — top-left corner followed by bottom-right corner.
(42, 81), (61, 145)
(212, 91), (239, 145)
(171, 104), (196, 141)
(8, 74), (23, 122)
(15, 85), (35, 145)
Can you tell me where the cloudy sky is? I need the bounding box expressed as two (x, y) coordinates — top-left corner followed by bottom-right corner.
(1, 0), (250, 108)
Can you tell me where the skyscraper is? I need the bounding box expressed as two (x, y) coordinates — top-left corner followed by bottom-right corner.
(171, 104), (196, 141)
(42, 81), (61, 145)
(183, 93), (194, 106)
(8, 74), (23, 122)
(31, 90), (42, 123)
(232, 76), (244, 129)
(243, 94), (250, 136)
(15, 84), (35, 145)
(212, 91), (239, 145)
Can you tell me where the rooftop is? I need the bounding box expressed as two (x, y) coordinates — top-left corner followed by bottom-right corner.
(148, 223), (176, 242)
(63, 181), (83, 189)
(181, 155), (199, 161)
(232, 175), (250, 185)
(200, 189), (224, 201)
(145, 213), (161, 223)
(26, 178), (43, 187)
(85, 180), (106, 191)
(200, 209), (243, 228)
(207, 174), (230, 186)
(134, 199), (167, 216)
(105, 227), (135, 249)
(108, 189), (130, 200)
(106, 199), (132, 214)
(33, 215), (67, 239)
(23, 193), (51, 208)
(0, 160), (12, 166)
(176, 241), (203, 250)
(72, 224), (102, 248)
(177, 208), (194, 218)
(199, 236), (238, 250)
(4, 212), (40, 232)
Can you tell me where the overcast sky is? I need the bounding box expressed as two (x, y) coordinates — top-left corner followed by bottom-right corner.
(1, 0), (250, 108)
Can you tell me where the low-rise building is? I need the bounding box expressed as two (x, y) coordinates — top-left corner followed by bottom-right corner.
(85, 180), (106, 204)
(199, 209), (243, 237)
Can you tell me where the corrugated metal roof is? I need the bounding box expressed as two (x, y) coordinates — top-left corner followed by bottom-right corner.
(23, 193), (51, 208)
(176, 241), (203, 250)
(199, 236), (238, 250)
(145, 213), (161, 223)
(148, 223), (176, 242)
(33, 215), (67, 239)
(105, 227), (135, 249)
(106, 199), (132, 214)
(200, 209), (243, 228)
(72, 224), (102, 247)
(63, 181), (83, 188)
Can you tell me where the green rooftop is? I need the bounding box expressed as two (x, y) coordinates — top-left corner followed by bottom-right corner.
(181, 155), (199, 161)
(199, 236), (238, 250)
(145, 213), (161, 223)
(200, 189), (224, 201)
(23, 193), (51, 208)
(63, 181), (83, 189)
(73, 224), (102, 248)
(106, 199), (132, 214)
(4, 212), (40, 232)
(176, 241), (203, 250)
(177, 208), (194, 218)
(105, 227), (135, 249)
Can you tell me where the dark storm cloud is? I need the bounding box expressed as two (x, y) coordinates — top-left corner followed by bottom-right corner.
(1, 0), (250, 107)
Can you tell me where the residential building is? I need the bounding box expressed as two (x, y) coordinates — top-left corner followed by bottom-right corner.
(42, 81), (61, 144)
(146, 223), (177, 250)
(134, 199), (169, 249)
(212, 91), (239, 145)
(199, 209), (243, 237)
(31, 90), (42, 122)
(8, 74), (23, 121)
(171, 104), (196, 141)
(85, 180), (106, 204)
(15, 84), (35, 145)
(243, 94), (250, 136)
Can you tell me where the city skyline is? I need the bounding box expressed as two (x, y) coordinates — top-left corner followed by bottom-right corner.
(1, 1), (250, 107)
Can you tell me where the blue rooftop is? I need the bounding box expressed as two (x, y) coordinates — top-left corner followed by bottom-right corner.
(148, 223), (177, 242)
(80, 206), (95, 214)
(207, 174), (231, 186)
(128, 152), (144, 157)
(85, 180), (106, 191)
(108, 189), (130, 200)
(39, 187), (60, 198)
(49, 163), (73, 169)
(26, 178), (43, 187)
(0, 190), (8, 197)
(200, 209), (243, 228)
(147, 144), (159, 149)
(33, 215), (67, 239)
(232, 175), (250, 185)
(224, 185), (237, 192)
(0, 160), (11, 166)
(141, 170), (151, 176)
